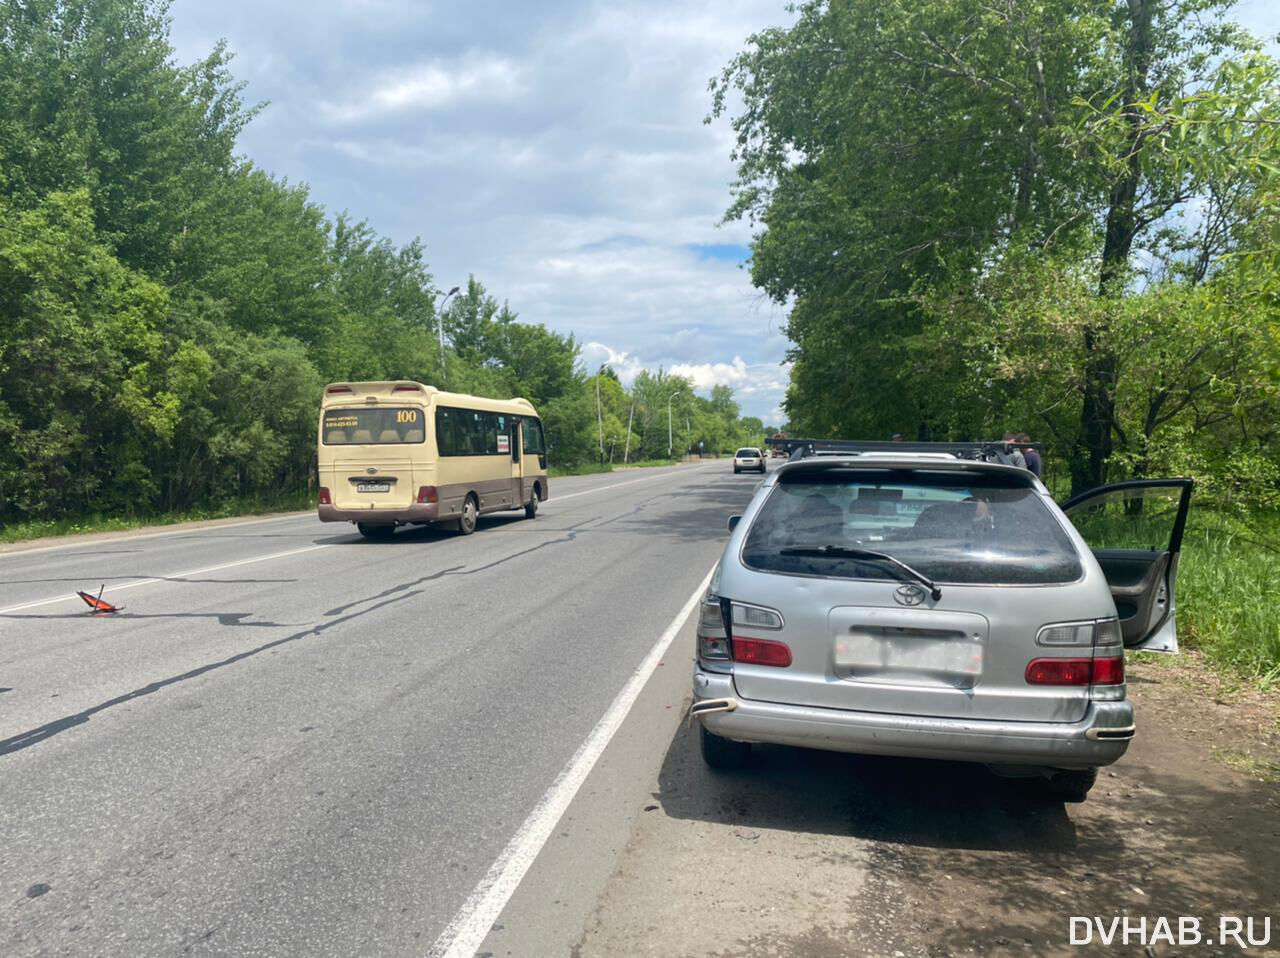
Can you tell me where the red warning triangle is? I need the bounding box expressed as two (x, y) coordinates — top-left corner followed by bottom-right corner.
(77, 587), (122, 613)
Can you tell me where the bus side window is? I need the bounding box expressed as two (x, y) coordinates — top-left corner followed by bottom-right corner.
(436, 407), (458, 456)
(522, 418), (546, 463)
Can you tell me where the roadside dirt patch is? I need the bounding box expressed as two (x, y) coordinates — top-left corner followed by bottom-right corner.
(575, 653), (1280, 957)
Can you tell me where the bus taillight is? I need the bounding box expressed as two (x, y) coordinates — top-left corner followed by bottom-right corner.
(318, 487), (331, 505)
(417, 486), (438, 504)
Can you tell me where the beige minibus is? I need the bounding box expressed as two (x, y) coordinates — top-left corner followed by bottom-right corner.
(316, 381), (548, 539)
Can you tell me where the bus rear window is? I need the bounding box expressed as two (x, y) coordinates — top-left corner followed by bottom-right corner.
(322, 408), (426, 444)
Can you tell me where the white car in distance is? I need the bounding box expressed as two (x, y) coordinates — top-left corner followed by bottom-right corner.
(733, 448), (766, 474)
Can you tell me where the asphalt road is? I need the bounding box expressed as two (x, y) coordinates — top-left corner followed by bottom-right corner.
(0, 463), (759, 956)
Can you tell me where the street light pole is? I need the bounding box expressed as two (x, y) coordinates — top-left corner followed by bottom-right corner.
(623, 402), (634, 464)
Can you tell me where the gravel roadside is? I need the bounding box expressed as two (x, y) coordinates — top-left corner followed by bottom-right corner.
(574, 652), (1280, 957)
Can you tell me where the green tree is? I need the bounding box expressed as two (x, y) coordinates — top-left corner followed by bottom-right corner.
(712, 0), (1264, 492)
(0, 190), (174, 517)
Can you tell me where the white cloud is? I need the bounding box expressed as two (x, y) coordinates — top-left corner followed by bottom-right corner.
(670, 356), (790, 394)
(165, 0), (797, 418)
(582, 342), (647, 383)
(322, 53), (524, 122)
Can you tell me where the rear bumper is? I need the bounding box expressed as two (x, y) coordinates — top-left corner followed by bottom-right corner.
(318, 503), (440, 524)
(693, 670), (1133, 769)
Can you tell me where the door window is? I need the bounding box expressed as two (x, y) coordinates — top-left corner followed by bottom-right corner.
(1063, 483), (1191, 553)
(521, 418), (545, 455)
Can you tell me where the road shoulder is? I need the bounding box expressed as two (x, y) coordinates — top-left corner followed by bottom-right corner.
(470, 612), (702, 958)
(572, 652), (1280, 958)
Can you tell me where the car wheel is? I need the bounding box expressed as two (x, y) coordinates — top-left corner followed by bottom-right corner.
(455, 495), (478, 536)
(733, 467), (740, 474)
(357, 522), (394, 540)
(524, 486), (540, 519)
(1045, 767), (1097, 803)
(699, 724), (751, 770)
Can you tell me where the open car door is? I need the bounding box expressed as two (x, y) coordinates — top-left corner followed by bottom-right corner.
(1062, 479), (1193, 654)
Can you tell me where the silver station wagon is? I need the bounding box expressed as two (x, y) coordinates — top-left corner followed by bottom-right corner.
(691, 441), (1193, 802)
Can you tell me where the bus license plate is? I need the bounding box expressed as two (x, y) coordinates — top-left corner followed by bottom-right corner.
(356, 482), (391, 493)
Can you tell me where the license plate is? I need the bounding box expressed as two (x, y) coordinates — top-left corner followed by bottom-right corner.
(356, 482), (391, 493)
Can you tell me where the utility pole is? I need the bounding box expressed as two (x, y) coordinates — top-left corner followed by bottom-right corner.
(623, 402), (634, 464)
(667, 391), (679, 459)
(595, 372), (605, 466)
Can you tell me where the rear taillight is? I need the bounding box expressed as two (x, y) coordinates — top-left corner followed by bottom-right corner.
(1090, 655), (1125, 685)
(318, 487), (331, 505)
(326, 386), (353, 395)
(1025, 656), (1124, 686)
(696, 596), (731, 662)
(417, 486), (438, 504)
(1026, 658), (1092, 686)
(731, 603), (783, 630)
(393, 385), (422, 393)
(698, 597), (790, 667)
(731, 637), (792, 668)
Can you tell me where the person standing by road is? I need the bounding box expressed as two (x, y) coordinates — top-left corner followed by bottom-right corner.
(1002, 433), (1026, 469)
(1020, 433), (1043, 478)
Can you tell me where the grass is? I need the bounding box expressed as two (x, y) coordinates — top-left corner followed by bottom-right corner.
(1177, 511), (1280, 685)
(1212, 746), (1280, 782)
(0, 492), (315, 545)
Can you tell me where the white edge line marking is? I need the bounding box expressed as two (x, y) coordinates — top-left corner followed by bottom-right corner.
(551, 464), (708, 502)
(426, 563), (716, 958)
(0, 544), (333, 615)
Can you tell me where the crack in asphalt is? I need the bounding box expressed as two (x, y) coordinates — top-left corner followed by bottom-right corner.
(322, 515), (602, 617)
(0, 592), (420, 758)
(0, 512), (618, 758)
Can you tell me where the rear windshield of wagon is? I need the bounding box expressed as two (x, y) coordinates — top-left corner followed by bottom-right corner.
(741, 468), (1083, 585)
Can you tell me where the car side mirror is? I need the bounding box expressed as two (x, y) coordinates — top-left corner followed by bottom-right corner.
(728, 515), (742, 532)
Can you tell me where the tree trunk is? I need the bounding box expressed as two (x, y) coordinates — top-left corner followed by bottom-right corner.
(1073, 0), (1154, 497)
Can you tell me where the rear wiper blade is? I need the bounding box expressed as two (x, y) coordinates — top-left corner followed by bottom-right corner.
(778, 546), (942, 600)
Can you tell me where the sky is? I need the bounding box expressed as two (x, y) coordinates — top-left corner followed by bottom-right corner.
(164, 1), (1280, 426)
(165, 0), (798, 423)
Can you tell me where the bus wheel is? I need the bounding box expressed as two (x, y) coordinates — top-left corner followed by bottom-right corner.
(456, 495), (478, 536)
(357, 523), (394, 540)
(524, 486), (540, 519)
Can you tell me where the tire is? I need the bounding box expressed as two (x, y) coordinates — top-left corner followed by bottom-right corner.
(357, 522), (394, 540)
(524, 486), (540, 519)
(455, 494), (478, 536)
(1046, 767), (1097, 803)
(699, 724), (751, 770)
(733, 467), (740, 474)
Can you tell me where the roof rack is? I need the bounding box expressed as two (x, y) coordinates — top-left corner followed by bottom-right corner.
(765, 437), (1039, 467)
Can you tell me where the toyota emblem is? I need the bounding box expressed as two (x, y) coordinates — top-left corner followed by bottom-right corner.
(366, 467), (378, 475)
(894, 584), (927, 606)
